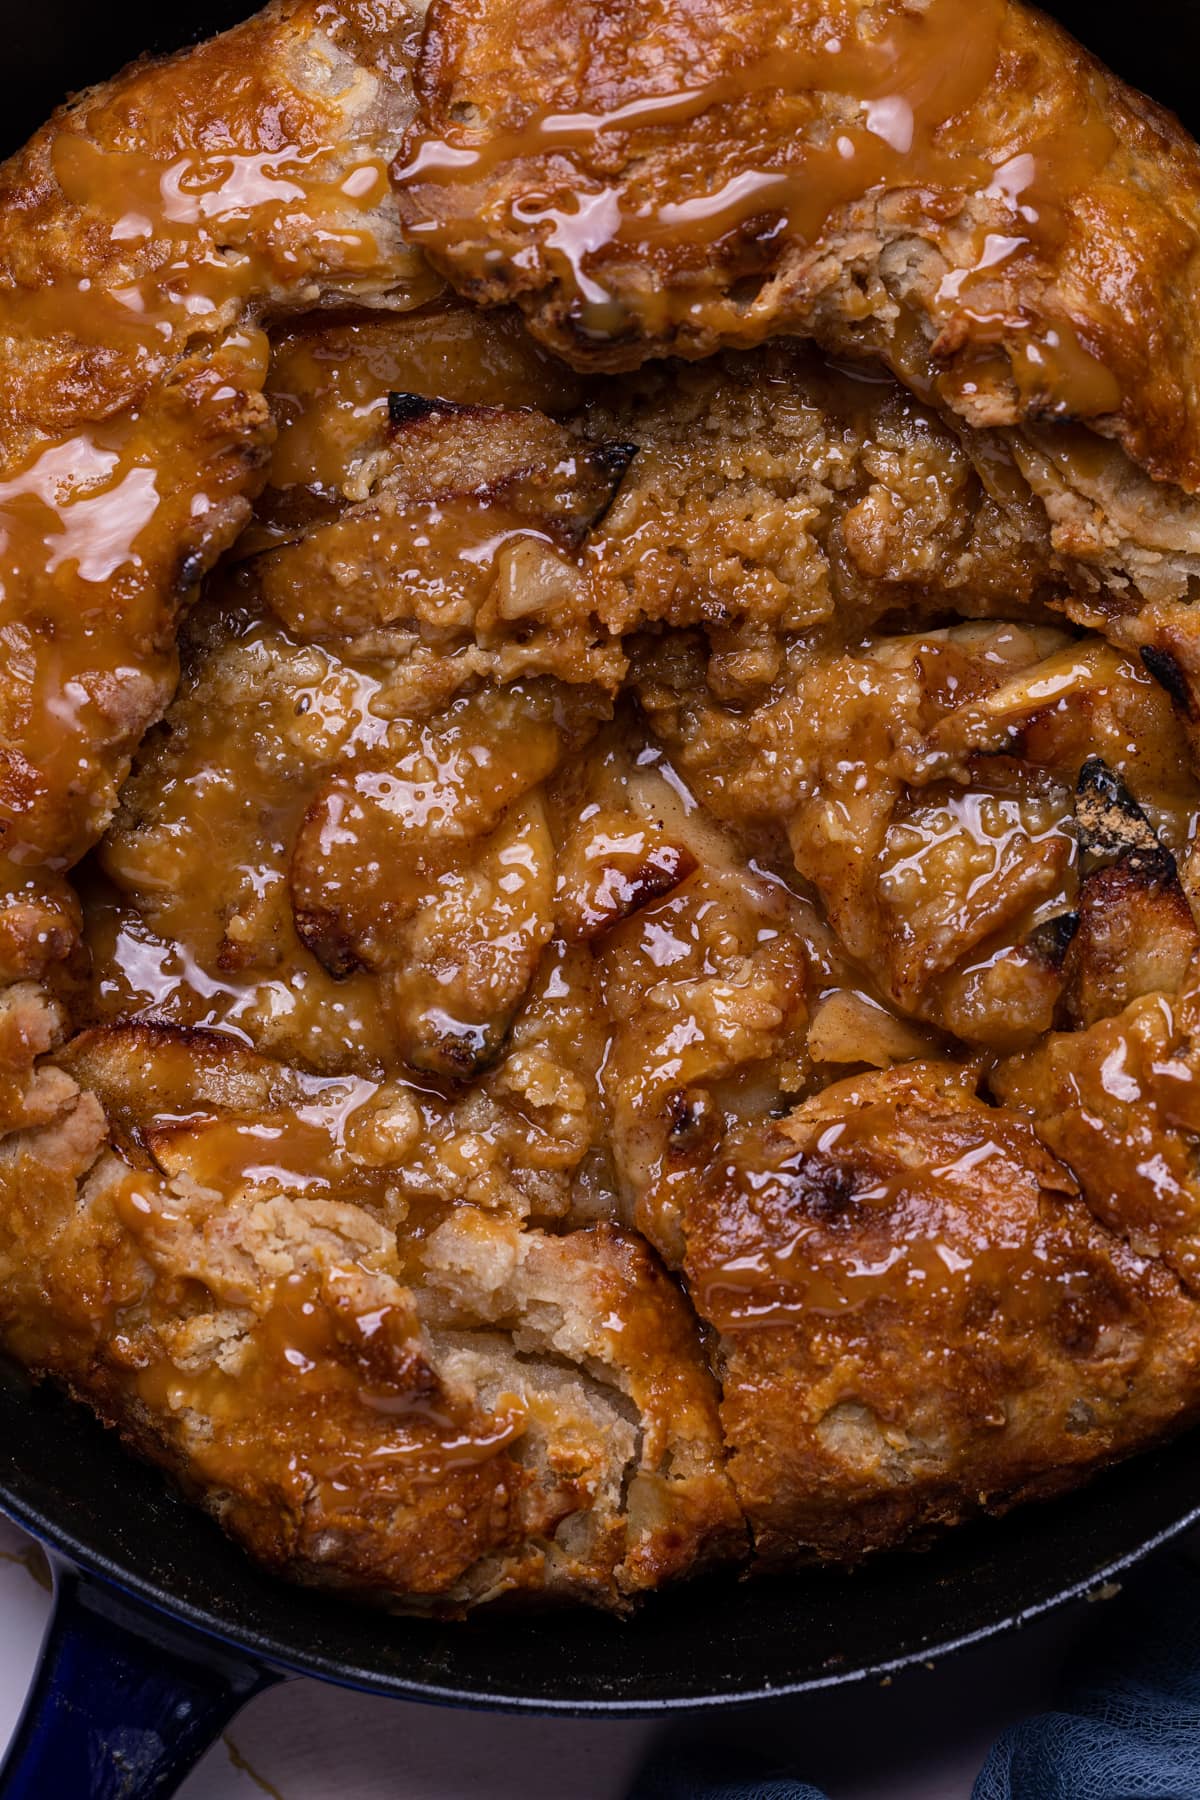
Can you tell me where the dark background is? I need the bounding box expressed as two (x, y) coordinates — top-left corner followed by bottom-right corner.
(1, 0), (1198, 156)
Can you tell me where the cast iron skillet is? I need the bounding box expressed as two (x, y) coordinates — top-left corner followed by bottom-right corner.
(3, 2), (1200, 1793)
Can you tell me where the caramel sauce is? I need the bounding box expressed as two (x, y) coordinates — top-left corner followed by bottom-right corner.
(993, 989), (1200, 1287)
(81, 862), (416, 1074)
(0, 425), (165, 827)
(0, 338), (268, 880)
(22, 135), (392, 356)
(107, 1117), (527, 1489)
(0, 128), (400, 449)
(878, 784), (1076, 979)
(928, 112), (1123, 419)
(396, 0), (1119, 413)
(79, 610), (414, 1070)
(260, 495), (576, 638)
(0, 71), (426, 879)
(265, 302), (586, 497)
(131, 1260), (527, 1488)
(695, 1096), (1079, 1332)
(149, 1081), (384, 1194)
(397, 0), (1005, 267)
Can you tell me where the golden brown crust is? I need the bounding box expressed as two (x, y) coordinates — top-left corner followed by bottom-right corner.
(0, 0), (426, 914)
(4, 1022), (741, 1609)
(668, 1063), (1200, 1562)
(395, 0), (1200, 496)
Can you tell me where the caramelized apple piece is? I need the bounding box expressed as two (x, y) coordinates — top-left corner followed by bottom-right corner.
(994, 971), (1200, 1291)
(255, 394), (635, 691)
(262, 301), (588, 512)
(291, 683), (580, 1075)
(805, 990), (939, 1070)
(639, 623), (1200, 1049)
(555, 808), (697, 942)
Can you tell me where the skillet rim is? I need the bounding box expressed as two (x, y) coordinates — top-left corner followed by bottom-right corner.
(4, 1357), (1200, 1711)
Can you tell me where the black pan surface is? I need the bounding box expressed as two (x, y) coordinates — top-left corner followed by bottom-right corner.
(1, 0), (1200, 1717)
(3, 1356), (1200, 1710)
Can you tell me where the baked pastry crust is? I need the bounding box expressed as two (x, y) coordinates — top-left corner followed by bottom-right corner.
(5, 0), (1200, 1613)
(395, 0), (1200, 612)
(396, 0), (1200, 487)
(0, 0), (432, 973)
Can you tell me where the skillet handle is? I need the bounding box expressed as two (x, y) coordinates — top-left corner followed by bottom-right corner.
(0, 1552), (281, 1800)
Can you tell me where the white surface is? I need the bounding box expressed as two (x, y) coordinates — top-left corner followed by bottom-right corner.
(0, 1512), (1098, 1799)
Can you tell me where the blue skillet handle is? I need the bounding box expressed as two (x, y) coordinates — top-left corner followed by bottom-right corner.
(0, 1552), (281, 1799)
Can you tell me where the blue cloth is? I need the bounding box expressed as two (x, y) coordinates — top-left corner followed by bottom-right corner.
(974, 1554), (1200, 1800)
(628, 1553), (1200, 1800)
(629, 1747), (825, 1800)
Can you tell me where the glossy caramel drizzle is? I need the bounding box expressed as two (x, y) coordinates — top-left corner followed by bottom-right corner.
(0, 349), (265, 885)
(0, 112), (411, 884)
(695, 1107), (1077, 1333)
(8, 135), (393, 360)
(109, 1117), (529, 1489)
(131, 1258), (528, 1490)
(395, 0), (1121, 413)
